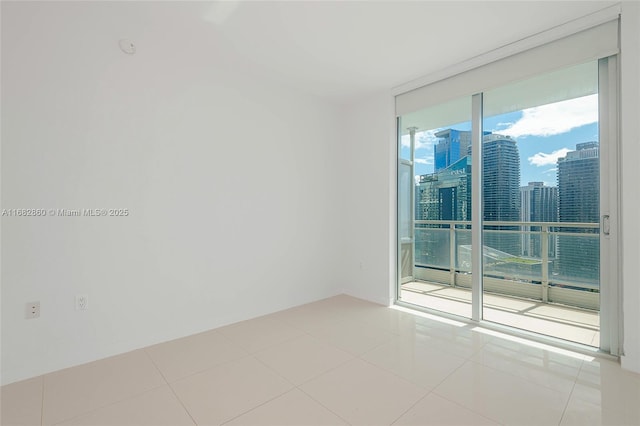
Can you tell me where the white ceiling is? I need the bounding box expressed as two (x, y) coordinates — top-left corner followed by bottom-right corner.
(194, 1), (618, 103)
(8, 1), (618, 104)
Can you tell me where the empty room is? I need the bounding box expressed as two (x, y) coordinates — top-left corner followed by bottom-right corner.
(1, 1), (640, 425)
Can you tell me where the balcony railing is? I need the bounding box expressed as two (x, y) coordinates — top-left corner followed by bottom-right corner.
(402, 220), (600, 311)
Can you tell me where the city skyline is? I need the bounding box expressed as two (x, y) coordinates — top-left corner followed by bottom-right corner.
(401, 94), (599, 187)
(414, 129), (600, 278)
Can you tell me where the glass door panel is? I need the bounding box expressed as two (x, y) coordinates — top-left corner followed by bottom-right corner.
(481, 61), (601, 346)
(397, 58), (618, 352)
(397, 96), (473, 319)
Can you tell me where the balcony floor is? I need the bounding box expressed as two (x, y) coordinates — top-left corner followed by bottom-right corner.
(401, 281), (600, 347)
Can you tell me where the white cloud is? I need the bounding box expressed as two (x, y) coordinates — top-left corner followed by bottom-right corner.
(528, 148), (570, 167)
(400, 134), (410, 148)
(496, 122), (514, 128)
(414, 158), (432, 165)
(543, 167), (558, 175)
(500, 94), (598, 138)
(416, 130), (438, 150)
(400, 129), (438, 150)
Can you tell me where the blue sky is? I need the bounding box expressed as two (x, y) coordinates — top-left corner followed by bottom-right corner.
(402, 94), (599, 187)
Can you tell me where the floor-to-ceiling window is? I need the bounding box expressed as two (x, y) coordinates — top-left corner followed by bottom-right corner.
(396, 17), (620, 353)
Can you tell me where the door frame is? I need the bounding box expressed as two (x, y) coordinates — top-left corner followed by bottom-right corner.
(395, 56), (622, 356)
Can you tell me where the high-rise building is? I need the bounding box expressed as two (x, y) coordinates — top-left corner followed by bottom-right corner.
(558, 142), (599, 222)
(415, 156), (471, 267)
(520, 182), (558, 257)
(418, 130), (521, 260)
(434, 129), (472, 172)
(557, 141), (600, 283)
(482, 134), (521, 255)
(416, 156), (471, 221)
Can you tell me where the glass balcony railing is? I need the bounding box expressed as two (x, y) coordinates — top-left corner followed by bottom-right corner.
(410, 220), (600, 310)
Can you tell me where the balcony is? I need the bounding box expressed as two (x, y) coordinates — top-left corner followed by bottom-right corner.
(399, 220), (600, 346)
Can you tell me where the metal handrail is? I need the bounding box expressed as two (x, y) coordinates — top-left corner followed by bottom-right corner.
(411, 219), (600, 303)
(415, 220), (599, 228)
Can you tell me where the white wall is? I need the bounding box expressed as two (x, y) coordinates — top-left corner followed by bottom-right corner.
(619, 0), (640, 373)
(342, 5), (640, 374)
(1, 2), (344, 385)
(341, 92), (395, 306)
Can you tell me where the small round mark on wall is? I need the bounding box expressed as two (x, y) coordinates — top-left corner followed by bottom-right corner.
(118, 39), (136, 55)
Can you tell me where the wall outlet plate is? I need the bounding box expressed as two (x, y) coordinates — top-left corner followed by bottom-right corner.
(75, 295), (88, 311)
(25, 301), (40, 319)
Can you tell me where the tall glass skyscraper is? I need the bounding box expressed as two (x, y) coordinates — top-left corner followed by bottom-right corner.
(415, 156), (471, 268)
(434, 129), (472, 172)
(520, 182), (558, 258)
(482, 134), (521, 255)
(416, 156), (471, 221)
(557, 142), (600, 283)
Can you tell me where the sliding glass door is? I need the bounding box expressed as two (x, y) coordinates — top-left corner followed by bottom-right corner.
(397, 57), (619, 352)
(480, 61), (603, 346)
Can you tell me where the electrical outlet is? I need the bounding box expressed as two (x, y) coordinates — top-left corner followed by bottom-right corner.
(25, 301), (40, 319)
(75, 294), (88, 311)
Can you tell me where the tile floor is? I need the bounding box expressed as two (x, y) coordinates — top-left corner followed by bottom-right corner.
(401, 281), (600, 346)
(2, 295), (639, 426)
